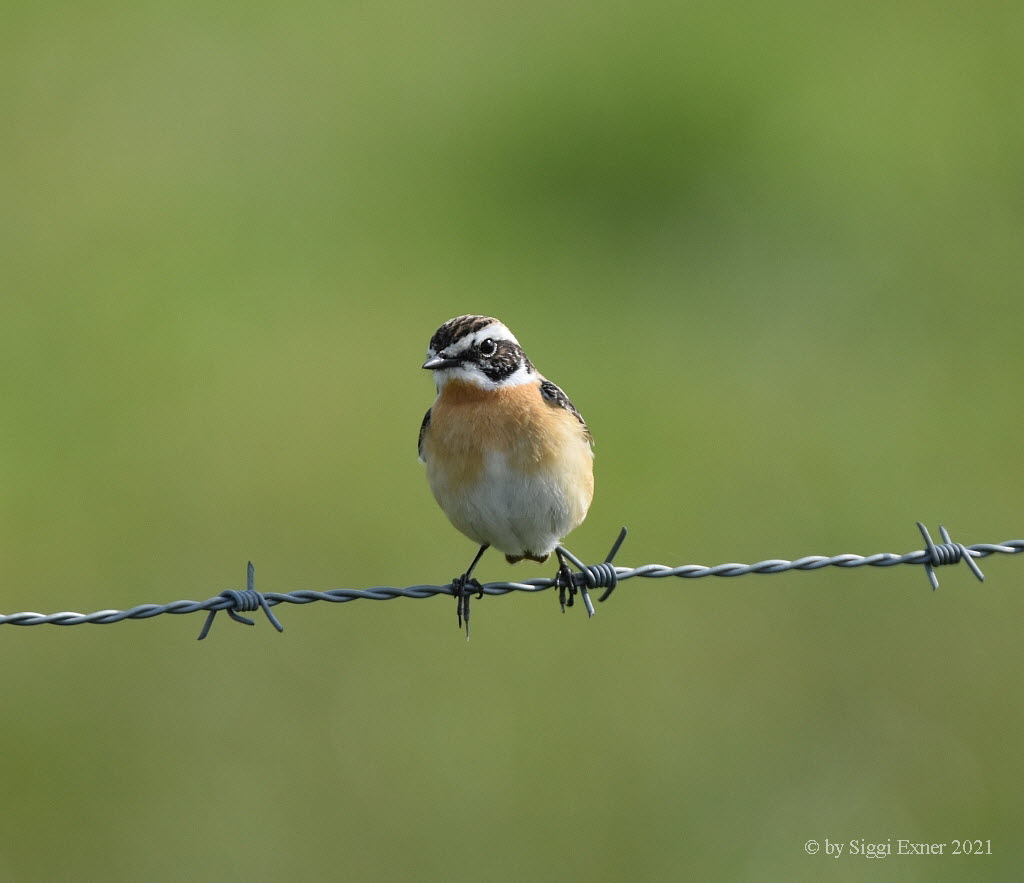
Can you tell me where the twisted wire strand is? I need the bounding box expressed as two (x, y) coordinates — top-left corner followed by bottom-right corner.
(1, 538), (1020, 628)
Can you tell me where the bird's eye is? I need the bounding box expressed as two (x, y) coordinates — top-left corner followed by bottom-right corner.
(479, 338), (497, 356)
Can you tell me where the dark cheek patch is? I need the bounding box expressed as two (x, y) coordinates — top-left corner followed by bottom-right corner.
(481, 342), (530, 383)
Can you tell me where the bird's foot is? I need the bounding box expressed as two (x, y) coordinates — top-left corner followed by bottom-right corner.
(452, 573), (484, 636)
(555, 559), (578, 613)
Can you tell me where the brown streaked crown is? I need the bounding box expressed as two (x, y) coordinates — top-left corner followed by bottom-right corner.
(427, 315), (498, 357)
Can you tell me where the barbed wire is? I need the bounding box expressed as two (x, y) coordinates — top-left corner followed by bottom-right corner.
(1, 523), (1020, 638)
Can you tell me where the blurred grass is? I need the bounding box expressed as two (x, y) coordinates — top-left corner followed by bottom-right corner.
(2, 1), (1023, 881)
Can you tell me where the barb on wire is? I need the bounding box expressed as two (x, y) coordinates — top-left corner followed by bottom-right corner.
(1, 522), (1021, 637)
(196, 561), (284, 640)
(916, 522), (985, 590)
(554, 526), (627, 617)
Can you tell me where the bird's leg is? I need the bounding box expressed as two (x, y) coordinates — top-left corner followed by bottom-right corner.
(453, 543), (489, 637)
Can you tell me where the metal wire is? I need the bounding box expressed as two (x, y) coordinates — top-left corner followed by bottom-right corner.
(1, 524), (1020, 634)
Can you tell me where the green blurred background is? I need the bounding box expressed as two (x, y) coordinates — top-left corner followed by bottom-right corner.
(2, 2), (1022, 880)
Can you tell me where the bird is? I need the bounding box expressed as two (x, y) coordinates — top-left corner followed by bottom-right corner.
(418, 314), (595, 633)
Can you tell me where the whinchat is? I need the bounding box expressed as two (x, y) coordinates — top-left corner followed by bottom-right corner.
(418, 315), (595, 632)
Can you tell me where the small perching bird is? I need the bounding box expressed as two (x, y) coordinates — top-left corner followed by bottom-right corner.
(418, 315), (595, 633)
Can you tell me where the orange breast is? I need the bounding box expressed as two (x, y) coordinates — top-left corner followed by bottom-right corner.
(423, 379), (592, 489)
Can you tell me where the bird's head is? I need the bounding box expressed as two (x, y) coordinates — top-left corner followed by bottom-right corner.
(423, 315), (534, 390)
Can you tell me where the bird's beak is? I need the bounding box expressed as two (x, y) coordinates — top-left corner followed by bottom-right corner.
(422, 355), (460, 370)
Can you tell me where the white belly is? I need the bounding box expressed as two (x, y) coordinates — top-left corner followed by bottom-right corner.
(428, 449), (590, 559)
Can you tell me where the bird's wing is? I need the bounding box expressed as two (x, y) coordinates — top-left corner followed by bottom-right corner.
(539, 379), (592, 443)
(417, 408), (432, 462)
